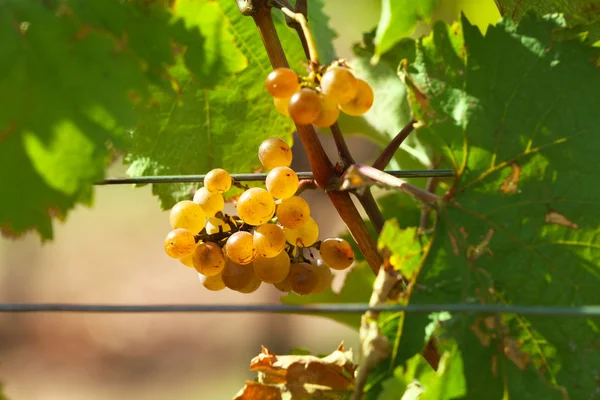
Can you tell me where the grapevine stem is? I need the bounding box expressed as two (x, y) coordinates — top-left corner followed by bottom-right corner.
(330, 122), (385, 233)
(356, 191), (385, 233)
(295, 179), (318, 195)
(371, 119), (416, 170)
(275, 0), (311, 59)
(249, 5), (383, 273)
(280, 7), (320, 66)
(338, 164), (440, 205)
(330, 122), (355, 167)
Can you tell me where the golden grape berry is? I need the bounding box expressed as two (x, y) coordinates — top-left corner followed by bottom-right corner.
(339, 79), (374, 116)
(265, 68), (300, 98)
(276, 196), (310, 229)
(237, 187), (276, 226)
(198, 272), (226, 291)
(253, 251), (291, 284)
(225, 231), (256, 265)
(253, 223), (286, 258)
(274, 272), (293, 292)
(258, 138), (293, 169)
(312, 260), (333, 294)
(284, 217), (319, 247)
(179, 252), (195, 267)
(320, 67), (357, 104)
(266, 166), (299, 199)
(313, 95), (340, 128)
(236, 272), (262, 294)
(288, 262), (318, 295)
(222, 259), (257, 291)
(204, 168), (232, 194)
(193, 187), (225, 217)
(164, 228), (196, 258)
(288, 88), (321, 125)
(169, 200), (206, 234)
(273, 96), (291, 116)
(192, 241), (226, 276)
(319, 238), (354, 270)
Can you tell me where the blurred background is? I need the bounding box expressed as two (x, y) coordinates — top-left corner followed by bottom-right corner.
(0, 1), (499, 398)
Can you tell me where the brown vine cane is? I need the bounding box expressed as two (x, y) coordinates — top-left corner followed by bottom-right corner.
(248, 5), (384, 275)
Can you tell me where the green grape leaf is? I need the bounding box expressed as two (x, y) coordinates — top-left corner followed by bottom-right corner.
(0, 0), (215, 239)
(377, 349), (466, 400)
(498, 0), (600, 41)
(281, 263), (375, 330)
(0, 0), (192, 238)
(373, 0), (441, 58)
(378, 222), (425, 280)
(125, 0), (336, 208)
(397, 13), (600, 398)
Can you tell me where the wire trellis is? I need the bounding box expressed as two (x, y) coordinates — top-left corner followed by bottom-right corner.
(96, 169), (455, 185)
(0, 303), (598, 316)
(63, 167), (594, 319)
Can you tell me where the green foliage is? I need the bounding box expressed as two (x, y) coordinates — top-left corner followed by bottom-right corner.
(391, 12), (600, 399)
(125, 0), (337, 208)
(374, 0), (441, 58)
(281, 263), (375, 330)
(499, 0), (600, 41)
(377, 349), (465, 400)
(378, 223), (426, 279)
(0, 0), (206, 238)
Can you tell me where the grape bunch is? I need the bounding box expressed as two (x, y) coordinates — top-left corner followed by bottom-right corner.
(163, 138), (355, 295)
(265, 61), (374, 127)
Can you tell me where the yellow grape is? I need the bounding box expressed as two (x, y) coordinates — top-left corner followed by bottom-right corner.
(179, 252), (195, 267)
(253, 251), (291, 284)
(319, 237), (355, 270)
(179, 241), (202, 267)
(274, 273), (293, 292)
(258, 138), (292, 169)
(339, 79), (374, 116)
(312, 260), (333, 294)
(276, 196), (310, 229)
(222, 259), (256, 291)
(284, 217), (319, 247)
(266, 166), (299, 199)
(265, 68), (300, 98)
(192, 241), (225, 276)
(164, 228), (196, 258)
(225, 231), (256, 265)
(237, 187), (276, 226)
(313, 95), (340, 128)
(204, 168), (232, 194)
(198, 272), (226, 291)
(205, 217), (232, 234)
(253, 223), (286, 258)
(289, 262), (318, 295)
(237, 272), (262, 293)
(273, 96), (291, 116)
(169, 200), (206, 234)
(288, 88), (321, 125)
(320, 67), (357, 104)
(193, 187), (225, 217)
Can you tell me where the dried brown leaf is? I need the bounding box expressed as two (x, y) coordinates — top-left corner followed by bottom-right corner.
(249, 344), (356, 391)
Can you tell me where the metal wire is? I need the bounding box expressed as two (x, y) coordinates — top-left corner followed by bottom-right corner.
(97, 169), (455, 185)
(0, 303), (598, 316)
